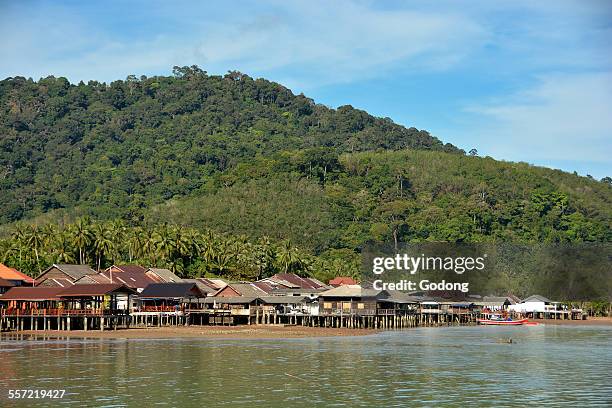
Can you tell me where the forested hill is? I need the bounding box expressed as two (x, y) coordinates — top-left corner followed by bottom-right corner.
(0, 66), (610, 257)
(0, 65), (457, 224)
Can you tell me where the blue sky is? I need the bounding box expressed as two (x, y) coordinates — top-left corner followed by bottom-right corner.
(1, 0), (611, 178)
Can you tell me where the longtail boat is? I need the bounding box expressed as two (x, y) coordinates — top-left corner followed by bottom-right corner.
(477, 314), (528, 325)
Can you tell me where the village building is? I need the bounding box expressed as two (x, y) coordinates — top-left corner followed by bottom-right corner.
(0, 263), (35, 287)
(472, 295), (518, 311)
(57, 284), (136, 313)
(35, 264), (97, 287)
(99, 265), (158, 292)
(329, 276), (358, 287)
(145, 268), (183, 283)
(0, 286), (64, 312)
(0, 278), (15, 295)
(258, 273), (328, 291)
(138, 282), (207, 312)
(508, 294), (562, 315)
(181, 279), (218, 296)
(318, 285), (381, 316)
(214, 282), (270, 297)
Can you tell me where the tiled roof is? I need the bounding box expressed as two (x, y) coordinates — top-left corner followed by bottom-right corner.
(0, 263), (35, 283)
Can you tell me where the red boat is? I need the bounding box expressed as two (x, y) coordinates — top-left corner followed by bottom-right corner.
(477, 317), (528, 325)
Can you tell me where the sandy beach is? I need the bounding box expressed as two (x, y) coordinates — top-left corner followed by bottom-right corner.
(1, 325), (381, 339)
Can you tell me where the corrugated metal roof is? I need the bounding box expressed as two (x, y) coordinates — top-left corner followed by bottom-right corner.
(74, 274), (112, 284)
(271, 273), (325, 289)
(182, 279), (217, 294)
(146, 268), (183, 283)
(0, 286), (64, 300)
(329, 276), (358, 286)
(36, 278), (75, 287)
(252, 281), (275, 293)
(109, 265), (147, 274)
(319, 285), (379, 298)
(521, 294), (552, 303)
(219, 283), (268, 297)
(259, 296), (309, 304)
(43, 264), (97, 280)
(58, 284), (136, 296)
(99, 269), (157, 289)
(204, 296), (258, 305)
(139, 283), (206, 299)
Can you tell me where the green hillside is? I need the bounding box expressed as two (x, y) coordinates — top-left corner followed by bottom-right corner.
(0, 66), (610, 282)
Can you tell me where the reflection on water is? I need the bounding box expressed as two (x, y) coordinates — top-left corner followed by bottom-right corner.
(1, 326), (611, 407)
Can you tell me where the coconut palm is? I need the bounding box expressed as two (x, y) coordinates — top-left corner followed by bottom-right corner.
(70, 218), (93, 264)
(92, 224), (114, 271)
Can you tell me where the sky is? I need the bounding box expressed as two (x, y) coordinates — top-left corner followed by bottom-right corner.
(1, 0), (611, 178)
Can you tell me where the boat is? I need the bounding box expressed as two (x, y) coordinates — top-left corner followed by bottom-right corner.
(477, 314), (528, 325)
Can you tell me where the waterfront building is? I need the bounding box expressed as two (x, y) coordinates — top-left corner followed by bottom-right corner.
(35, 264), (97, 287)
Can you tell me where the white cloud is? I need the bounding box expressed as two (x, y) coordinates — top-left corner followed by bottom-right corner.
(464, 72), (612, 164)
(0, 1), (486, 87)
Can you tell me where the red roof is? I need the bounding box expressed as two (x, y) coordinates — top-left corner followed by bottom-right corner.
(270, 273), (325, 289)
(58, 284), (136, 297)
(99, 269), (157, 289)
(0, 263), (35, 283)
(108, 265), (147, 274)
(329, 277), (358, 286)
(252, 281), (275, 294)
(0, 277), (15, 287)
(0, 286), (64, 300)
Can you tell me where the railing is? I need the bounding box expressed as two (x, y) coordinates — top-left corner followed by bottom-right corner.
(139, 306), (179, 313)
(1, 308), (128, 316)
(319, 308), (377, 316)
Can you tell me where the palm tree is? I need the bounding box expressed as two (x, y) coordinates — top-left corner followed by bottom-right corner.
(127, 227), (145, 261)
(70, 218), (92, 264)
(92, 224), (113, 271)
(53, 232), (76, 263)
(10, 223), (28, 263)
(25, 225), (44, 275)
(275, 240), (304, 274)
(154, 224), (174, 262)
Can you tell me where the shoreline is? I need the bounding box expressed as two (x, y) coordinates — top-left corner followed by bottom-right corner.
(529, 317), (612, 326)
(2, 317), (611, 340)
(0, 325), (381, 339)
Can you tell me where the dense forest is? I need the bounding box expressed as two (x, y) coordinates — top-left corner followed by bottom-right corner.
(0, 66), (610, 288)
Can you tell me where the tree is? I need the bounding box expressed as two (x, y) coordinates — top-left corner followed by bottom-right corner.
(375, 200), (414, 251)
(469, 148), (478, 156)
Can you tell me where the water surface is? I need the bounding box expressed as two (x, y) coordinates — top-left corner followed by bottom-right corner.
(1, 325), (611, 407)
